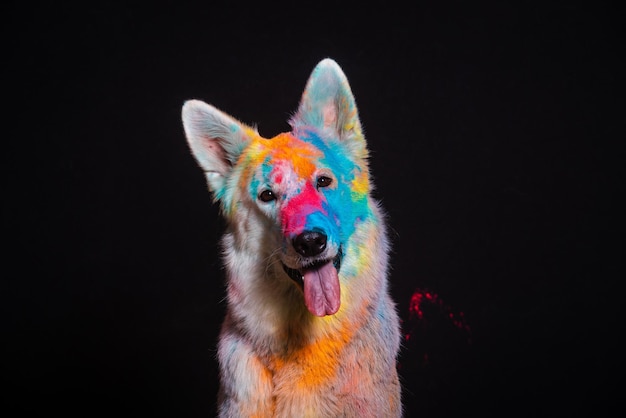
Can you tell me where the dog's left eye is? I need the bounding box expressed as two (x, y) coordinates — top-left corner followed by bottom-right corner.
(258, 190), (276, 202)
(317, 176), (333, 188)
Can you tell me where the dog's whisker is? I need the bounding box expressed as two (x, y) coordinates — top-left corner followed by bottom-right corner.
(262, 248), (284, 276)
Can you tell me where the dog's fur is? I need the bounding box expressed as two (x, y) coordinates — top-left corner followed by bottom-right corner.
(182, 58), (401, 417)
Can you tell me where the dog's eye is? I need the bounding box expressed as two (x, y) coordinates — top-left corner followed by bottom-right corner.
(317, 176), (333, 189)
(258, 190), (276, 202)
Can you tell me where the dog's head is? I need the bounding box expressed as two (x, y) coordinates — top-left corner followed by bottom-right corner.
(182, 59), (375, 317)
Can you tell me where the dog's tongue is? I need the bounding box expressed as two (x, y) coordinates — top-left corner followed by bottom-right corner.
(303, 261), (340, 317)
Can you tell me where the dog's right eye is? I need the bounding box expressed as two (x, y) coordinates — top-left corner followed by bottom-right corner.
(258, 190), (276, 202)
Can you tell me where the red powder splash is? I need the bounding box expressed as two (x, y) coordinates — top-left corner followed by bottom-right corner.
(400, 287), (472, 370)
(406, 289), (471, 342)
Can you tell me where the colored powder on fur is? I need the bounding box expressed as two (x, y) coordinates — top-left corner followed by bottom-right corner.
(236, 129), (373, 245)
(266, 133), (321, 178)
(240, 133), (321, 196)
(281, 182), (326, 236)
(296, 130), (372, 243)
(272, 326), (353, 389)
(351, 167), (369, 198)
(244, 133), (322, 235)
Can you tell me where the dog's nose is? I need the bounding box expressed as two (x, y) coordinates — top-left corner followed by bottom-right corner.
(294, 231), (327, 257)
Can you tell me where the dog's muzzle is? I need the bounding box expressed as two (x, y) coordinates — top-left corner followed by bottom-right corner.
(282, 230), (343, 316)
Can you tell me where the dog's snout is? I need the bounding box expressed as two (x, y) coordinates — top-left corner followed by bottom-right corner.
(294, 231), (327, 257)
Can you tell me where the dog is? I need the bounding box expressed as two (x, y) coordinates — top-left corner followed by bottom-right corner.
(182, 58), (402, 417)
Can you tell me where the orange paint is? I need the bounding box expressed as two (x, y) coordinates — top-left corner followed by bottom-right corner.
(271, 326), (353, 389)
(266, 133), (321, 178)
(237, 133), (322, 194)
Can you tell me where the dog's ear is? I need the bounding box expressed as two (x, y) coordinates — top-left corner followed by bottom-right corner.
(182, 100), (254, 198)
(290, 58), (367, 156)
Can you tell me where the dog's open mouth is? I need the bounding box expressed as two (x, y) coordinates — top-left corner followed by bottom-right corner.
(283, 248), (342, 317)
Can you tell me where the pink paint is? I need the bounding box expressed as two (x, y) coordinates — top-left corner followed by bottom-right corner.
(281, 182), (326, 236)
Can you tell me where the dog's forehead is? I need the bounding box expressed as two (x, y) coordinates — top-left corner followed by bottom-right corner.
(246, 132), (324, 177)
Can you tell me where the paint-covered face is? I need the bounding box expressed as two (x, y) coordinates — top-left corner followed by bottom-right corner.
(238, 129), (371, 251)
(228, 128), (373, 316)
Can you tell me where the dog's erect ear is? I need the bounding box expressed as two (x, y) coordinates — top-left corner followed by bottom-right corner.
(290, 58), (366, 154)
(182, 100), (254, 198)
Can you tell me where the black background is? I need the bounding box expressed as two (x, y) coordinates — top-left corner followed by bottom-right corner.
(3, 1), (622, 417)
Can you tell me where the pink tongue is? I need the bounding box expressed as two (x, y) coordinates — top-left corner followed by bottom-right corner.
(303, 261), (341, 317)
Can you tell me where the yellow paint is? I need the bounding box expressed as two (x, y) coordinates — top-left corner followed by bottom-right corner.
(351, 168), (369, 196)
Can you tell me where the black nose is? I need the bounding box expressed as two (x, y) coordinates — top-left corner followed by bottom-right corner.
(293, 231), (327, 257)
